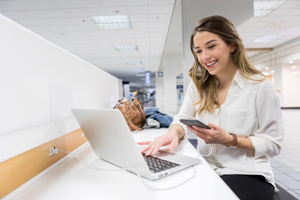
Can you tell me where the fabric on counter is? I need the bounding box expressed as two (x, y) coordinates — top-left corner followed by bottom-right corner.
(143, 108), (173, 128)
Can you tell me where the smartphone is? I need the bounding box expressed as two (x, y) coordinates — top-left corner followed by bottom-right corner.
(180, 119), (210, 129)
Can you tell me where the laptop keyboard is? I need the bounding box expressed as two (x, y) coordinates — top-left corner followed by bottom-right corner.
(142, 153), (181, 173)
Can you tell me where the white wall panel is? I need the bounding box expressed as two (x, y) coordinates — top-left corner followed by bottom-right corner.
(0, 118), (80, 163)
(0, 16), (52, 134)
(282, 66), (300, 107)
(0, 14), (120, 161)
(50, 84), (73, 122)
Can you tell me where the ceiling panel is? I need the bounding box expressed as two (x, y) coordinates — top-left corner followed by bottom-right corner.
(127, 6), (148, 14)
(1, 0), (300, 88)
(237, 0), (300, 59)
(125, 0), (148, 6)
(4, 1), (33, 10)
(0, 1), (15, 12)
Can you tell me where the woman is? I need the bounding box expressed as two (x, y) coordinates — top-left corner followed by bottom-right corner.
(138, 15), (284, 200)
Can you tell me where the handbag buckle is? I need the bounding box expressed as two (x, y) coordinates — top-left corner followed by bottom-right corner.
(125, 111), (131, 121)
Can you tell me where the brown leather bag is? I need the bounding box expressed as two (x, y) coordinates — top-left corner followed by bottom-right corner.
(113, 98), (146, 131)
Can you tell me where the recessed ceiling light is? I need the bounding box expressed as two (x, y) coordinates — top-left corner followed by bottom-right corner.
(126, 61), (143, 65)
(113, 45), (139, 52)
(254, 1), (285, 10)
(253, 35), (284, 43)
(254, 1), (285, 17)
(271, 71), (274, 73)
(292, 66), (297, 68)
(289, 61), (293, 63)
(265, 67), (269, 69)
(292, 72), (299, 75)
(91, 15), (131, 29)
(254, 9), (273, 17)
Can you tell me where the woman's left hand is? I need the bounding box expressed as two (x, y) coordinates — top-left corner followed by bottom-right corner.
(187, 123), (232, 145)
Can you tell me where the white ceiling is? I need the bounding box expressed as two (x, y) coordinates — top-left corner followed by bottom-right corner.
(238, 0), (300, 57)
(0, 0), (175, 88)
(1, 0), (300, 87)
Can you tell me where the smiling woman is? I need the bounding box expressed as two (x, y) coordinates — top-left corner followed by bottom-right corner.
(189, 15), (266, 114)
(138, 15), (284, 200)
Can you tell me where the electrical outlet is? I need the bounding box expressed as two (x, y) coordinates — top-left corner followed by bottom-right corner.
(49, 146), (56, 157)
(82, 132), (85, 138)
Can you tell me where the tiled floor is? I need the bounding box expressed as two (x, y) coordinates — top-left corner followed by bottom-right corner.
(272, 109), (300, 199)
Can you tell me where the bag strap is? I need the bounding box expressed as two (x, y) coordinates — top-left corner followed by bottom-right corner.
(127, 120), (142, 131)
(133, 99), (145, 123)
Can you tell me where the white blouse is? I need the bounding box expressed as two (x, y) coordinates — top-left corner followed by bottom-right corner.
(170, 70), (284, 189)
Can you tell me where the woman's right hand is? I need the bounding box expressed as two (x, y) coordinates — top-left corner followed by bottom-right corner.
(137, 125), (185, 156)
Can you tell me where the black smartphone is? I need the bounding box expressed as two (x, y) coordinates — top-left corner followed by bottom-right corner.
(180, 119), (210, 129)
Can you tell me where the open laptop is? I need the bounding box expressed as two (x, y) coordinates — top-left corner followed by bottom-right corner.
(72, 108), (201, 180)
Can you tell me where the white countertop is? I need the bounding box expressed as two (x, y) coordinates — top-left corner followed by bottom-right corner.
(12, 129), (238, 200)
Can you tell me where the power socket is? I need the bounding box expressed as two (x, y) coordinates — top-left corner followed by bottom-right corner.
(49, 146), (56, 157)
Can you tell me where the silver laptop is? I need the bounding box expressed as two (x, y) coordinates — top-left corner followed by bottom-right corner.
(72, 108), (201, 180)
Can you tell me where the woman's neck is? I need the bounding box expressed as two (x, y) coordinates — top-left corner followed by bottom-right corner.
(216, 65), (237, 89)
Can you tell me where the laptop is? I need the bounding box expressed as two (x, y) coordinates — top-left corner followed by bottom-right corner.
(72, 108), (201, 180)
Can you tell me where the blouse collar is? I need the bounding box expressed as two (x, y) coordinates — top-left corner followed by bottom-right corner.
(232, 70), (247, 90)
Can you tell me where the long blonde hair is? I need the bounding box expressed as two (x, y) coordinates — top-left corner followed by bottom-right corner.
(189, 15), (265, 115)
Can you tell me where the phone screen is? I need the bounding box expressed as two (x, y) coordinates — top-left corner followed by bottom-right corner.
(180, 119), (210, 129)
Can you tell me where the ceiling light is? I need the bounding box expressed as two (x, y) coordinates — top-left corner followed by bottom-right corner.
(289, 61), (293, 63)
(254, 1), (285, 17)
(254, 9), (273, 17)
(254, 1), (285, 10)
(263, 72), (267, 75)
(126, 61), (143, 65)
(271, 71), (274, 73)
(253, 35), (284, 43)
(265, 67), (269, 69)
(136, 73), (145, 77)
(292, 72), (299, 75)
(292, 66), (297, 68)
(91, 15), (131, 29)
(113, 45), (138, 52)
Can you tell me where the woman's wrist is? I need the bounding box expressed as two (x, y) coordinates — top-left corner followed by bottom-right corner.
(168, 124), (185, 140)
(223, 133), (233, 145)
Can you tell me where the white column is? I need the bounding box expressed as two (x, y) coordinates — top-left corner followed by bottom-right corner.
(162, 55), (183, 116)
(273, 64), (283, 107)
(155, 72), (164, 112)
(123, 84), (130, 99)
